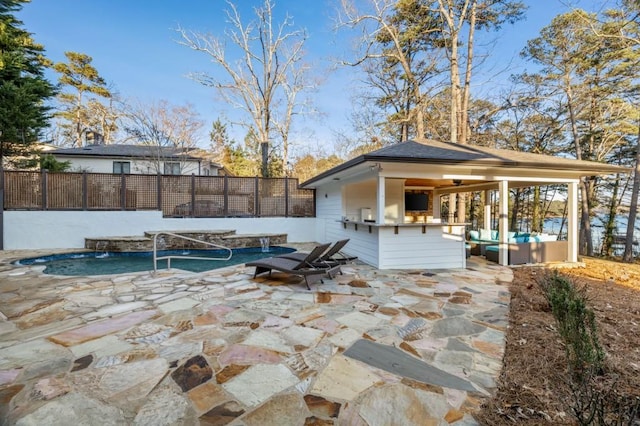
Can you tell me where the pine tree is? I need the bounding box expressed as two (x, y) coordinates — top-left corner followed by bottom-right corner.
(54, 51), (111, 147)
(0, 0), (56, 168)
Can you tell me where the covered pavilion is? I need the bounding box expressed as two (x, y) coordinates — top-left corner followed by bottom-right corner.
(301, 139), (627, 267)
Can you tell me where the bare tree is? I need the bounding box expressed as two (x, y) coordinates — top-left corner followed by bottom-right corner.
(433, 0), (525, 145)
(84, 89), (121, 144)
(122, 100), (204, 174)
(177, 0), (310, 177)
(434, 0), (525, 221)
(337, 0), (442, 140)
(272, 57), (318, 175)
(338, 0), (524, 221)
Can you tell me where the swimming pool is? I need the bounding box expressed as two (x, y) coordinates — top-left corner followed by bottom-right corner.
(16, 246), (296, 276)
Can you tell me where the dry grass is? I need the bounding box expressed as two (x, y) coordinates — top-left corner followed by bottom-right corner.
(476, 258), (640, 425)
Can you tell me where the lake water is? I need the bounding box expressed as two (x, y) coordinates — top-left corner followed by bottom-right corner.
(539, 215), (639, 255)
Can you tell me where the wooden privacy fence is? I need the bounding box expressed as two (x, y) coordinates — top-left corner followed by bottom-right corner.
(2, 171), (316, 218)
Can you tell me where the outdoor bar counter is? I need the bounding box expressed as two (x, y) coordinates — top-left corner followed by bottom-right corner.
(337, 219), (468, 270)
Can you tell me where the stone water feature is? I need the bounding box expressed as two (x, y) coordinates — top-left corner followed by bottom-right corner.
(85, 230), (287, 252)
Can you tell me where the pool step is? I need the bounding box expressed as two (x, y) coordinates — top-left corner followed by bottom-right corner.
(85, 230), (288, 252)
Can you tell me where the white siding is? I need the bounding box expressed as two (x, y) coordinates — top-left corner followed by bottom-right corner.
(378, 226), (466, 269)
(324, 178), (403, 224)
(58, 157), (210, 176)
(343, 180), (377, 221)
(335, 223), (380, 267)
(384, 179), (404, 223)
(314, 179), (468, 269)
(315, 182), (343, 242)
(313, 182), (370, 260)
(4, 211), (316, 250)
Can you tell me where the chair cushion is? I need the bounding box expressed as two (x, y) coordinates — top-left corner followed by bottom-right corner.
(479, 229), (493, 241)
(469, 230), (480, 241)
(485, 245), (499, 252)
(491, 229), (499, 240)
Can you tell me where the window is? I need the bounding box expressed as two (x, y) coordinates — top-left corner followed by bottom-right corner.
(113, 161), (130, 174)
(164, 162), (181, 175)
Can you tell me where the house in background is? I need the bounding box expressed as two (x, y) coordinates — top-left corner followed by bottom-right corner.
(50, 144), (225, 176)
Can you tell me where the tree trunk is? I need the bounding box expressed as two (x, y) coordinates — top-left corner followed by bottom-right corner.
(468, 192), (478, 229)
(414, 89), (426, 138)
(510, 189), (520, 232)
(558, 200), (568, 241)
(459, 0), (476, 145)
(579, 179), (593, 255)
(601, 174), (620, 256)
(623, 122), (640, 262)
(76, 91), (84, 147)
(450, 40), (459, 143)
(532, 186), (541, 233)
(261, 142), (269, 177)
(565, 82), (593, 255)
(282, 136), (289, 176)
(454, 2), (477, 224)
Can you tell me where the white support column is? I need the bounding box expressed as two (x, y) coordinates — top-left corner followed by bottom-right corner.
(498, 180), (509, 266)
(567, 181), (579, 262)
(432, 191), (441, 220)
(484, 189), (492, 230)
(376, 175), (385, 224)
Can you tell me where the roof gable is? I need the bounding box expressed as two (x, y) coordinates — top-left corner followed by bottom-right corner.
(302, 139), (628, 187)
(366, 140), (620, 168)
(50, 144), (200, 161)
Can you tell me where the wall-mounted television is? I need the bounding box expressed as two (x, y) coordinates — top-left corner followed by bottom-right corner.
(405, 192), (428, 211)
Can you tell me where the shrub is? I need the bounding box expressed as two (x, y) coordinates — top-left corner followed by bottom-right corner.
(537, 271), (640, 425)
(539, 271), (604, 378)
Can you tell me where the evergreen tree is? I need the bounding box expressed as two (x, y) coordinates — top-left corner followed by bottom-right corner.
(39, 153), (70, 172)
(0, 0), (56, 168)
(209, 119), (233, 166)
(208, 119), (262, 176)
(54, 51), (111, 147)
(521, 9), (638, 255)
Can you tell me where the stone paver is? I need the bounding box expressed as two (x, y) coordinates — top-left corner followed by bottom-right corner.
(0, 247), (512, 425)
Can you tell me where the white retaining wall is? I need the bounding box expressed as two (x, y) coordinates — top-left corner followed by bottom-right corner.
(3, 211), (317, 250)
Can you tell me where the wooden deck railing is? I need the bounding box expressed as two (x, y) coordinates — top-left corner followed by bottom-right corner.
(2, 171), (315, 218)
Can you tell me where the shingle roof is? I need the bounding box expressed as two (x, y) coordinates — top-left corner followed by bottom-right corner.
(302, 139), (628, 187)
(50, 144), (200, 160)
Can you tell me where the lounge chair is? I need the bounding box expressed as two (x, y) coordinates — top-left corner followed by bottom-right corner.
(246, 243), (340, 290)
(278, 239), (358, 267)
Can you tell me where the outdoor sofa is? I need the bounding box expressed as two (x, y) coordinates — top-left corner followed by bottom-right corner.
(467, 229), (500, 255)
(469, 229), (567, 265)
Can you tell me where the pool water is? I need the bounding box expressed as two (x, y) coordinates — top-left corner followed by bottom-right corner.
(16, 246), (295, 276)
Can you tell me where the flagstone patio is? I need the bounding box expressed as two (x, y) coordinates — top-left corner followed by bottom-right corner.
(0, 246), (512, 425)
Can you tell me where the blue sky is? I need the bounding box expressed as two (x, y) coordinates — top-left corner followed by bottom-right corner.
(19, 0), (609, 155)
